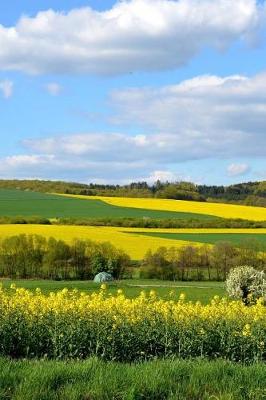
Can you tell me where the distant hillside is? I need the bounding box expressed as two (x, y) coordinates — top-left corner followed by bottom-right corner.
(0, 179), (265, 207)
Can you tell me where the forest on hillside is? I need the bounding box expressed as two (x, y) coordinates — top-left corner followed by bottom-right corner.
(0, 179), (265, 206)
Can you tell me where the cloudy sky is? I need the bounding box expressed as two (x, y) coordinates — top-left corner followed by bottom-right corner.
(0, 0), (265, 185)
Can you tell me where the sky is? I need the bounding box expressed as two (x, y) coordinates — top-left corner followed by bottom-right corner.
(0, 0), (265, 185)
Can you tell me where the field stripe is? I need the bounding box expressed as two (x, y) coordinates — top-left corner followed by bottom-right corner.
(60, 194), (266, 221)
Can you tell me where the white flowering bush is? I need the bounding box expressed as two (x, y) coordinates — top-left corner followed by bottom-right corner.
(226, 266), (266, 304)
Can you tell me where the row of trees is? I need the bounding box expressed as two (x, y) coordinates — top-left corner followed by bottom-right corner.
(0, 235), (130, 280)
(140, 242), (266, 281)
(1, 216), (266, 229)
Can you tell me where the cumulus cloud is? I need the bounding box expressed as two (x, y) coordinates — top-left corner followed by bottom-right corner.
(227, 163), (250, 176)
(142, 170), (192, 184)
(110, 73), (266, 159)
(45, 82), (62, 96)
(1, 72), (265, 183)
(0, 80), (13, 98)
(0, 0), (264, 75)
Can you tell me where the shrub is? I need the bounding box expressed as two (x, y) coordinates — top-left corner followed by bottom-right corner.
(226, 265), (266, 304)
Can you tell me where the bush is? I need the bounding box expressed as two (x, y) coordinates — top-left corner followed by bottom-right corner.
(226, 266), (266, 304)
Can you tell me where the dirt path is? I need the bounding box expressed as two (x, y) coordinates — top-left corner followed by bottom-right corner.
(126, 284), (222, 290)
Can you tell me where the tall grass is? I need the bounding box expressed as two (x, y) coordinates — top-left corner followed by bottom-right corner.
(0, 357), (265, 400)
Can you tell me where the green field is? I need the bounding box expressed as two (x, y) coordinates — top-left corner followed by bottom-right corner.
(1, 279), (225, 303)
(132, 231), (266, 248)
(0, 357), (265, 400)
(0, 189), (217, 220)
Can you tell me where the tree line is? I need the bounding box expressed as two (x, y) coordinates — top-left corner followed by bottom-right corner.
(1, 216), (266, 229)
(140, 242), (266, 281)
(0, 235), (130, 280)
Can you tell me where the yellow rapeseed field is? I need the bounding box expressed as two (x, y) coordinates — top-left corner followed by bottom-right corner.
(0, 225), (266, 259)
(0, 285), (265, 361)
(60, 194), (266, 221)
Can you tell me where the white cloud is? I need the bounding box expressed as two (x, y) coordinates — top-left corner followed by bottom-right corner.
(110, 73), (266, 159)
(1, 71), (265, 183)
(45, 82), (62, 96)
(0, 80), (13, 98)
(143, 170), (191, 184)
(227, 163), (250, 176)
(0, 0), (264, 75)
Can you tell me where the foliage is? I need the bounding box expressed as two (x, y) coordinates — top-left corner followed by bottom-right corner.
(141, 242), (266, 281)
(0, 286), (265, 362)
(226, 266), (266, 304)
(0, 235), (130, 280)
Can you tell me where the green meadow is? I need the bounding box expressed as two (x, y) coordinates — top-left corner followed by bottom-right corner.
(132, 231), (266, 248)
(0, 279), (225, 303)
(0, 189), (216, 220)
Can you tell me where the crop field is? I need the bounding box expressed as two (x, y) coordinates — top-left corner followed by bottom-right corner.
(0, 279), (225, 303)
(1, 225), (266, 259)
(131, 231), (266, 249)
(0, 286), (265, 363)
(62, 193), (266, 221)
(0, 189), (217, 220)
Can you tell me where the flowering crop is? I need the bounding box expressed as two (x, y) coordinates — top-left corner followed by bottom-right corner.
(0, 284), (265, 362)
(0, 225), (265, 260)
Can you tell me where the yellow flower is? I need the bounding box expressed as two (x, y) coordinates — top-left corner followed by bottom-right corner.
(242, 324), (251, 337)
(179, 293), (186, 301)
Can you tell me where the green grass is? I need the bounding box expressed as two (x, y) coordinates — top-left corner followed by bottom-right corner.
(0, 189), (218, 220)
(0, 357), (265, 400)
(0, 279), (225, 303)
(132, 231), (266, 248)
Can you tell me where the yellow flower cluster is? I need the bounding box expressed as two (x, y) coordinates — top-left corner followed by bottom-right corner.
(0, 285), (265, 362)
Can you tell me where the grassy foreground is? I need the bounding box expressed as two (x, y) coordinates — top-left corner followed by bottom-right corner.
(0, 357), (265, 400)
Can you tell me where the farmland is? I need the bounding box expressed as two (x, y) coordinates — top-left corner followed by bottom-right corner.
(132, 231), (266, 249)
(0, 188), (265, 399)
(0, 285), (265, 363)
(0, 224), (266, 259)
(0, 189), (216, 220)
(62, 193), (266, 221)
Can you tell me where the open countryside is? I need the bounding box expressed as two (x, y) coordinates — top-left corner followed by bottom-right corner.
(0, 224), (266, 259)
(1, 0), (266, 396)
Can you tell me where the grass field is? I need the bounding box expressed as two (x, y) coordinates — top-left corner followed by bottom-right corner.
(0, 279), (225, 303)
(0, 189), (216, 220)
(0, 357), (265, 400)
(0, 225), (266, 259)
(62, 194), (266, 221)
(131, 231), (266, 249)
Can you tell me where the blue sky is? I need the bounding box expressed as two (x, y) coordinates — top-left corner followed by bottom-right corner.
(0, 0), (265, 185)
